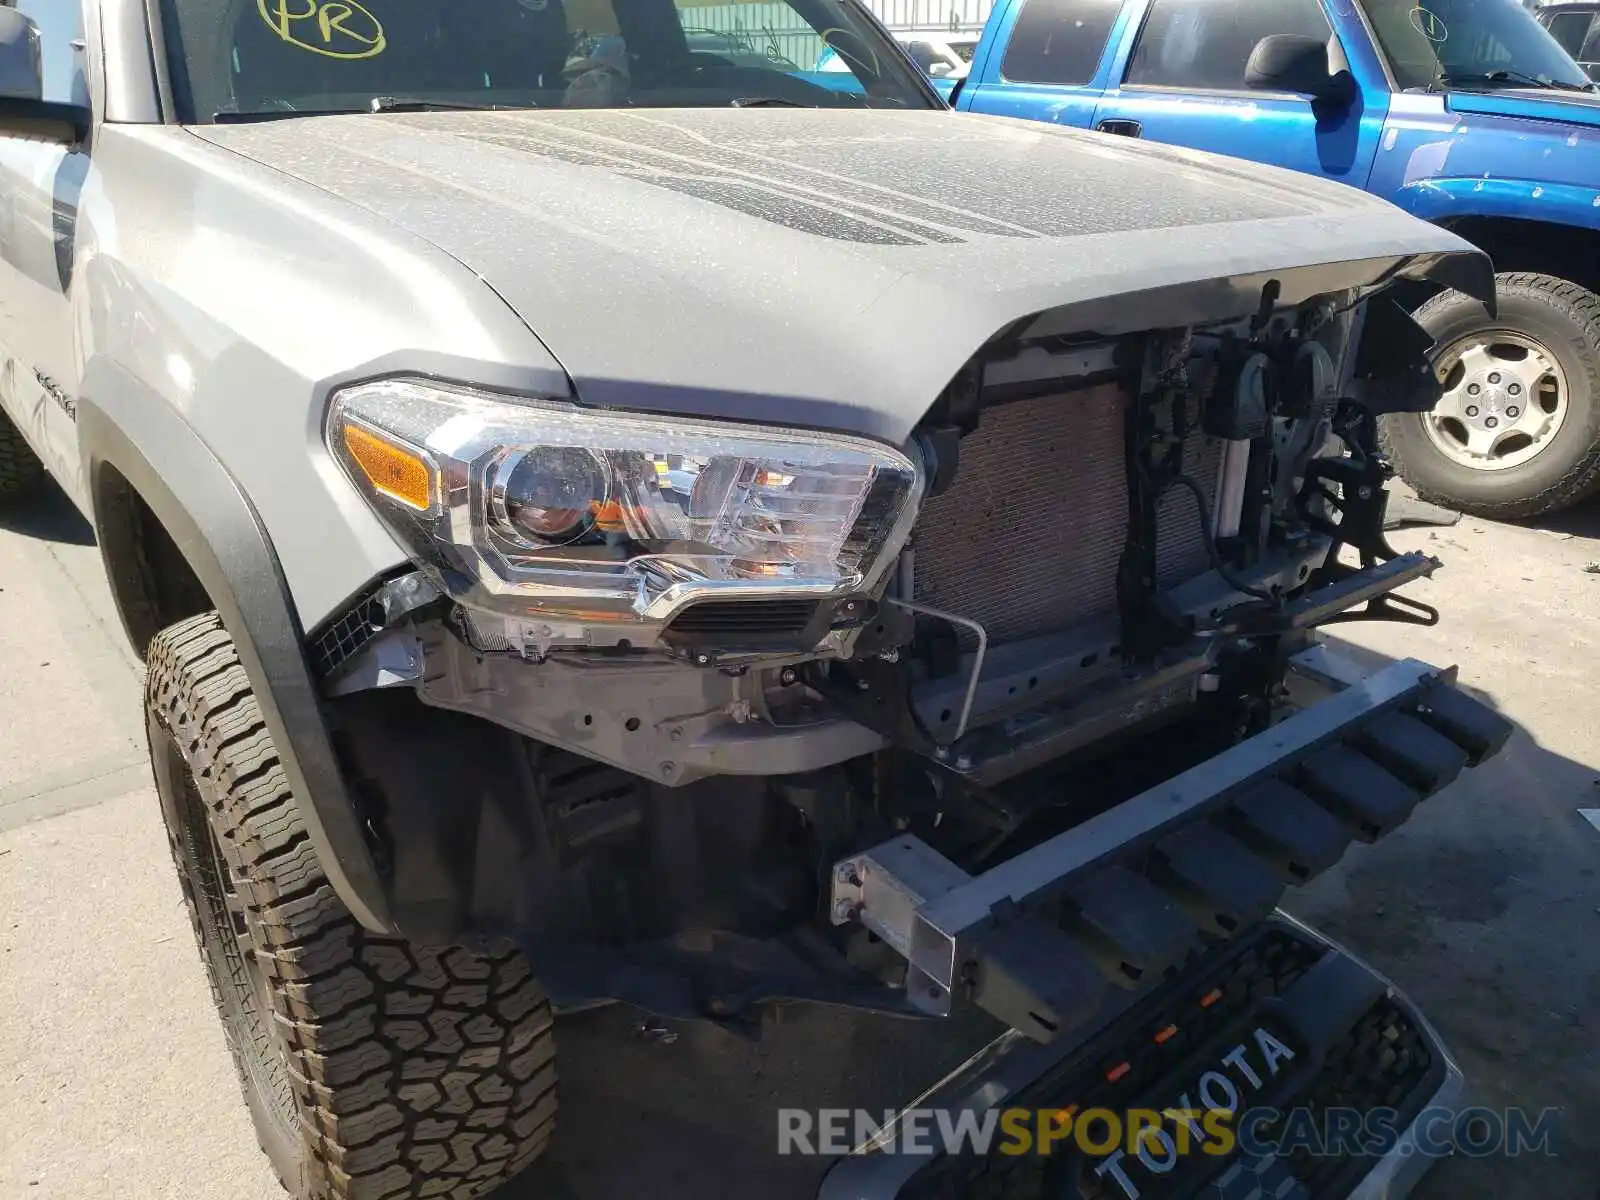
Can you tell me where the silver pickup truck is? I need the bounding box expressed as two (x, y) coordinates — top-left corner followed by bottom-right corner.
(0, 3), (1513, 1199)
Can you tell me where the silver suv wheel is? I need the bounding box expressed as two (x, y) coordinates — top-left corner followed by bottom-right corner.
(1424, 331), (1569, 472)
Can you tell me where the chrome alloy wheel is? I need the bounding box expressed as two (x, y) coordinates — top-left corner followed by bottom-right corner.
(1425, 333), (1569, 472)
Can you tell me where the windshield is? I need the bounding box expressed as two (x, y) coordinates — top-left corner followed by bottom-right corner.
(1362, 0), (1593, 90)
(159, 0), (937, 122)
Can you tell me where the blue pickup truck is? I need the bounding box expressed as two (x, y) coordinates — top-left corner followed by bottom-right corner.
(941, 0), (1600, 517)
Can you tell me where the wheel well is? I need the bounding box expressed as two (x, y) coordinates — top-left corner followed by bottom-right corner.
(96, 464), (213, 659)
(1441, 216), (1600, 295)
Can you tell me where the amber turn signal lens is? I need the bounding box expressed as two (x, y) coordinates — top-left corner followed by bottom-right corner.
(344, 423), (434, 511)
(590, 499), (627, 532)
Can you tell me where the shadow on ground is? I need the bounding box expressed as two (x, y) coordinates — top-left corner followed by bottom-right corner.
(505, 1003), (1004, 1200)
(0, 477), (95, 546)
(1274, 640), (1598, 1200)
(1524, 491), (1600, 541)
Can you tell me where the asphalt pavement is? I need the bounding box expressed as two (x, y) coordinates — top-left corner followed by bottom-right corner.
(1, 481), (1596, 1200)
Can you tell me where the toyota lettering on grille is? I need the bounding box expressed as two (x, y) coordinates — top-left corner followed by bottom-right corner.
(1094, 1027), (1297, 1200)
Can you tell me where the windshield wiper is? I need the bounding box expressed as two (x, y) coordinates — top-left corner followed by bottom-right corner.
(1437, 69), (1594, 93)
(729, 96), (811, 107)
(727, 94), (877, 109)
(214, 96), (511, 123)
(366, 96), (507, 112)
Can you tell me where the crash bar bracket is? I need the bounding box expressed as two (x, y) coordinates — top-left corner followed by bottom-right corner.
(832, 837), (974, 1017)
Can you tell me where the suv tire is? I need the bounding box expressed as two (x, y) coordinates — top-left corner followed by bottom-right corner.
(146, 612), (556, 1199)
(1381, 273), (1600, 519)
(0, 408), (45, 502)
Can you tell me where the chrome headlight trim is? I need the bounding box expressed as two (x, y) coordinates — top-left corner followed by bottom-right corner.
(325, 377), (926, 634)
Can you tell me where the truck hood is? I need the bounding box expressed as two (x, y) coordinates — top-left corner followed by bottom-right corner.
(1447, 87), (1600, 130)
(191, 108), (1485, 444)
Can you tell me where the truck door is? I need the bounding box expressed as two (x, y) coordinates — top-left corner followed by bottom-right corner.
(1089, 0), (1388, 188)
(959, 0), (1126, 128)
(0, 0), (91, 509)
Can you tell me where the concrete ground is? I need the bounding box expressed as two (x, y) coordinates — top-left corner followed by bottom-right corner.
(1, 481), (1596, 1200)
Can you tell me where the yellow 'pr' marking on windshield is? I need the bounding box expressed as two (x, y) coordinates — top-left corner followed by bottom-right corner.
(1409, 6), (1448, 44)
(258, 0), (387, 59)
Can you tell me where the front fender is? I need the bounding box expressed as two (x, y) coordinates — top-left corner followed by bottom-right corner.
(77, 359), (397, 935)
(1392, 176), (1600, 228)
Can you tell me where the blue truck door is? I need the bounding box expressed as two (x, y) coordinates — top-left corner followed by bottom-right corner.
(1089, 0), (1388, 187)
(957, 0), (1129, 127)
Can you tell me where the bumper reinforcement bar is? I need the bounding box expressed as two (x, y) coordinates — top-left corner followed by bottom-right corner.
(830, 656), (1511, 1043)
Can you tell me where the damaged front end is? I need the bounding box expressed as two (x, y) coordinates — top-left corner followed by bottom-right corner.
(310, 253), (1508, 1047)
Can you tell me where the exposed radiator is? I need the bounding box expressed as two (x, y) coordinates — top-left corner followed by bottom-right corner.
(912, 385), (1220, 645)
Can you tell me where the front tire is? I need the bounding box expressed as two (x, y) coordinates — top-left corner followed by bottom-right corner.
(146, 613), (556, 1199)
(1380, 272), (1600, 519)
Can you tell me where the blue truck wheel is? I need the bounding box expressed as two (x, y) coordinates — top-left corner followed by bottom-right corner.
(1381, 272), (1600, 519)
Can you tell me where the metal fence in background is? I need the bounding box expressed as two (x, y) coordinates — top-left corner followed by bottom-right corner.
(680, 3), (829, 70)
(861, 0), (994, 32)
(677, 0), (994, 72)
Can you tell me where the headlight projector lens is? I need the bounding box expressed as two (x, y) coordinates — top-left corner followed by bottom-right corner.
(491, 446), (610, 545)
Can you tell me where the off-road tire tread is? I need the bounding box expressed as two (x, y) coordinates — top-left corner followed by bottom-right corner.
(1381, 273), (1600, 519)
(147, 613), (555, 1200)
(0, 410), (45, 501)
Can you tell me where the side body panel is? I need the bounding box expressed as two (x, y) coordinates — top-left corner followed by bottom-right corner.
(0, 140), (91, 505)
(0, 0), (93, 508)
(1369, 92), (1600, 233)
(1088, 0), (1391, 186)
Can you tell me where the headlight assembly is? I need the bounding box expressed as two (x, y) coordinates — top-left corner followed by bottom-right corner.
(327, 378), (925, 630)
